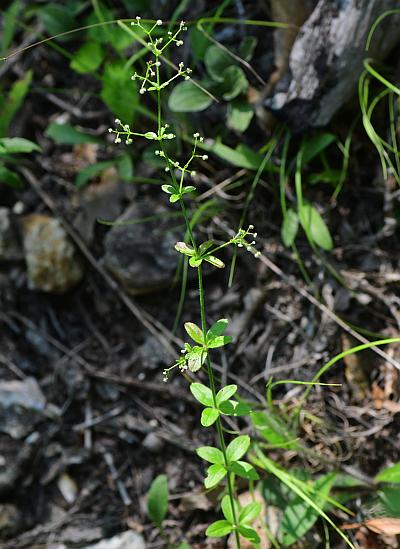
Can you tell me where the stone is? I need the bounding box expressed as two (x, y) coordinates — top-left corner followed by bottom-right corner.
(0, 377), (46, 439)
(83, 530), (146, 549)
(21, 214), (83, 292)
(0, 207), (23, 261)
(142, 432), (164, 453)
(102, 199), (177, 295)
(0, 503), (21, 539)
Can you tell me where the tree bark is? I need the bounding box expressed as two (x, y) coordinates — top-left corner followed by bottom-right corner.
(266, 0), (400, 130)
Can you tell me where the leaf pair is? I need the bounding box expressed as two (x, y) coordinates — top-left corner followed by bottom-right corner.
(175, 241), (225, 269)
(205, 494), (261, 543)
(161, 183), (196, 203)
(191, 383), (251, 426)
(197, 434), (258, 490)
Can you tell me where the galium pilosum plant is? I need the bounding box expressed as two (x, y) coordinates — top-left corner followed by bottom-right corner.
(109, 18), (262, 547)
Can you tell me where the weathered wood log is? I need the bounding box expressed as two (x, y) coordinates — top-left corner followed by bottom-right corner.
(265, 0), (400, 129)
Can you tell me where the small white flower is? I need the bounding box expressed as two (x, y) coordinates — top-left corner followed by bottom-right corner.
(126, 139), (132, 144)
(115, 137), (121, 144)
(136, 16), (141, 20)
(114, 118), (121, 124)
(255, 251), (261, 258)
(108, 128), (113, 133)
(140, 88), (146, 94)
(176, 40), (183, 46)
(191, 171), (196, 176)
(184, 76), (190, 80)
(156, 19), (162, 25)
(165, 167), (169, 172)
(193, 132), (199, 138)
(249, 224), (254, 229)
(202, 155), (208, 160)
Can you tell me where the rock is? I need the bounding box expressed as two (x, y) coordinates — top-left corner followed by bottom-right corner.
(0, 377), (46, 439)
(102, 199), (178, 295)
(57, 472), (78, 504)
(0, 207), (23, 261)
(142, 432), (164, 453)
(83, 530), (146, 549)
(21, 214), (83, 293)
(266, 0), (400, 129)
(0, 503), (21, 539)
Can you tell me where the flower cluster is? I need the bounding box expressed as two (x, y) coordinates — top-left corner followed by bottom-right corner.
(231, 225), (261, 258)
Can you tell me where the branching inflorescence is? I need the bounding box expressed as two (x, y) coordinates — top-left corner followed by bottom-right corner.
(109, 17), (262, 547)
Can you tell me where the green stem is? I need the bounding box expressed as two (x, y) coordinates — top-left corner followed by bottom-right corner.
(197, 266), (241, 549)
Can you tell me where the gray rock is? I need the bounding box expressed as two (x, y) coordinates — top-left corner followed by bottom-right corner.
(0, 207), (23, 261)
(0, 377), (46, 439)
(266, 0), (400, 129)
(142, 432), (164, 453)
(22, 214), (83, 293)
(102, 199), (178, 295)
(0, 503), (21, 539)
(84, 531), (146, 549)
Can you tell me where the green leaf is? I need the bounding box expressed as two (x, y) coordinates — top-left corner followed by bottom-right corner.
(190, 383), (213, 406)
(37, 4), (76, 37)
(379, 487), (400, 517)
(187, 347), (207, 372)
(251, 411), (298, 449)
(70, 41), (104, 74)
(189, 256), (203, 267)
(204, 463), (227, 489)
(0, 70), (32, 136)
(206, 519), (233, 537)
(161, 184), (175, 194)
(204, 45), (233, 82)
(299, 203), (333, 251)
(0, 137), (40, 154)
(220, 66), (248, 101)
(75, 160), (114, 188)
(279, 472), (336, 546)
(175, 242), (195, 256)
(216, 385), (237, 406)
(239, 501), (261, 524)
(376, 462), (400, 484)
(226, 435), (250, 462)
(204, 255), (225, 268)
(46, 123), (102, 145)
(281, 208), (299, 247)
(238, 525), (260, 544)
(196, 446), (224, 464)
(204, 138), (265, 170)
(2, 0), (21, 54)
(219, 400), (252, 416)
(221, 495), (239, 524)
(227, 99), (254, 132)
(101, 62), (138, 123)
(207, 319), (229, 340)
(170, 194), (180, 203)
(168, 81), (212, 113)
(201, 407), (219, 427)
(184, 322), (204, 344)
(182, 185), (196, 194)
(302, 133), (336, 165)
(117, 153), (133, 181)
(147, 474), (169, 529)
(231, 461), (259, 480)
(239, 36), (258, 61)
(0, 164), (22, 188)
(198, 240), (214, 255)
(208, 335), (232, 348)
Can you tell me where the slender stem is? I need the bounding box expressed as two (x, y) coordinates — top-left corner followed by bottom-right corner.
(154, 47), (240, 547)
(198, 266), (241, 549)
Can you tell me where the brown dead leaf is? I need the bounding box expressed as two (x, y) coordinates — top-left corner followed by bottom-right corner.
(365, 517), (400, 536)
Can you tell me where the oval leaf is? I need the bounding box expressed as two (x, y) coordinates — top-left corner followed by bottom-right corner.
(184, 322), (204, 344)
(196, 446), (224, 464)
(190, 383), (213, 406)
(168, 81), (212, 113)
(201, 407), (219, 427)
(206, 519), (233, 537)
(226, 435), (250, 462)
(147, 474), (168, 528)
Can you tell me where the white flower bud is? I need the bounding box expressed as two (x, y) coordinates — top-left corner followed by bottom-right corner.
(157, 19), (162, 25)
(202, 155), (208, 160)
